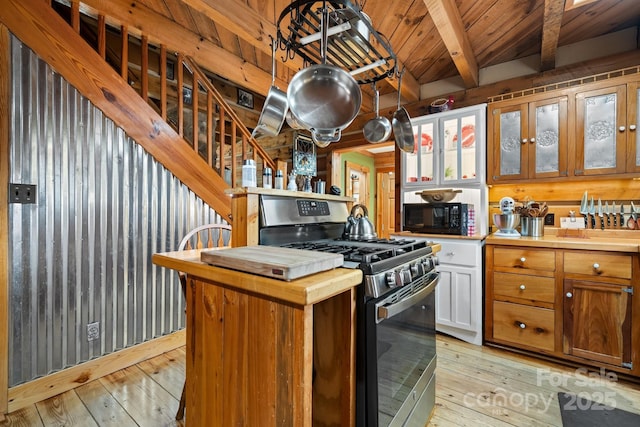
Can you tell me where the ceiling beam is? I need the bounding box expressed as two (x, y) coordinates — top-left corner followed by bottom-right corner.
(180, 0), (306, 72)
(423, 0), (479, 88)
(540, 0), (566, 71)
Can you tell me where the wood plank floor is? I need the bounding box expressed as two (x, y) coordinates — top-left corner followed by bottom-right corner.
(3, 334), (640, 426)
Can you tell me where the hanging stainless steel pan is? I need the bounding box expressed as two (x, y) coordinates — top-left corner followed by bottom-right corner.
(392, 69), (414, 153)
(251, 40), (288, 140)
(363, 83), (392, 143)
(287, 7), (361, 147)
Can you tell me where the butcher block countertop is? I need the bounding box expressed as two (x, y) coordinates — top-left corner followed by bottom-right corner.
(152, 248), (362, 306)
(486, 228), (640, 253)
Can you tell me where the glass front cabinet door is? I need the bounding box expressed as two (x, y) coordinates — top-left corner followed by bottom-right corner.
(575, 85), (626, 176)
(489, 96), (567, 183)
(402, 104), (486, 187)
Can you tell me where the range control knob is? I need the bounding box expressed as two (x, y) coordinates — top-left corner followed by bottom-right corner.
(385, 271), (397, 288)
(410, 263), (423, 278)
(399, 268), (412, 286)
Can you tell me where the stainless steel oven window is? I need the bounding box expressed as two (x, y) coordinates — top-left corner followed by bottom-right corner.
(372, 274), (438, 426)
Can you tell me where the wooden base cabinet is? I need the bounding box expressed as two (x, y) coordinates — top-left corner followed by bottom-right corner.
(486, 243), (639, 377)
(493, 301), (555, 352)
(563, 279), (632, 368)
(184, 274), (359, 427)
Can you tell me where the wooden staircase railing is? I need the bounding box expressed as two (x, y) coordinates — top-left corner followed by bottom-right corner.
(53, 0), (277, 192)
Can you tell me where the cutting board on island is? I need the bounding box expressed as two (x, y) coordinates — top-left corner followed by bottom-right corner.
(200, 245), (344, 281)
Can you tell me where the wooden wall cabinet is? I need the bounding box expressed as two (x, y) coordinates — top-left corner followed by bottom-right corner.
(575, 84), (628, 177)
(488, 74), (640, 184)
(489, 96), (568, 183)
(485, 244), (638, 377)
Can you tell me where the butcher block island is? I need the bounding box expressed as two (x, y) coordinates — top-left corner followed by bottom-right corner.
(152, 248), (362, 427)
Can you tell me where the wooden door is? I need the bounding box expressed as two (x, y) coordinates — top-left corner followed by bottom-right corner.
(376, 170), (394, 239)
(563, 279), (632, 367)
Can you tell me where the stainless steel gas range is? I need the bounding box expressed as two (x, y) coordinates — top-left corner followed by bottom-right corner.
(258, 194), (439, 426)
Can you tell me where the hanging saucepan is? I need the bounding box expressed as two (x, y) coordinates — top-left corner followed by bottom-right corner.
(391, 69), (414, 153)
(287, 7), (362, 147)
(363, 83), (392, 143)
(285, 110), (306, 130)
(251, 39), (288, 140)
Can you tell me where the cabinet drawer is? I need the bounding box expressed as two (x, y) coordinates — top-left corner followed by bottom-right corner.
(493, 301), (555, 352)
(564, 252), (631, 279)
(493, 248), (555, 272)
(493, 272), (555, 303)
(433, 240), (479, 267)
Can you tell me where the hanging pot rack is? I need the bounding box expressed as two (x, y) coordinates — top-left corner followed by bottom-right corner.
(276, 0), (397, 85)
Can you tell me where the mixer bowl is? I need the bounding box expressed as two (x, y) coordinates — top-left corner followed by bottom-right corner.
(493, 213), (520, 231)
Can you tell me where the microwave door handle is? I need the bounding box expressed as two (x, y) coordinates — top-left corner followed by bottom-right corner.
(376, 275), (439, 323)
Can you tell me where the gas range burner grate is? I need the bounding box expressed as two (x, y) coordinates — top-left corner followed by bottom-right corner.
(280, 238), (429, 266)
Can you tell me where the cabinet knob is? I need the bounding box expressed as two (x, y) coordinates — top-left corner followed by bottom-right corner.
(619, 126), (626, 132)
(515, 321), (526, 329)
(521, 138), (528, 144)
(520, 257), (526, 263)
(446, 251), (455, 257)
(593, 263), (600, 270)
(630, 124), (637, 131)
(566, 292), (573, 298)
(519, 284), (526, 290)
(530, 137), (536, 143)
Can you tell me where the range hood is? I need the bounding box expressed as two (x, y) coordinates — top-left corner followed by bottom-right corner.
(277, 0), (397, 85)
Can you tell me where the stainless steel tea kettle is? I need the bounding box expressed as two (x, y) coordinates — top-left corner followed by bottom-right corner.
(344, 204), (377, 240)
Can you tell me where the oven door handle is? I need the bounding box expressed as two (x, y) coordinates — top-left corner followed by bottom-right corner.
(376, 275), (439, 322)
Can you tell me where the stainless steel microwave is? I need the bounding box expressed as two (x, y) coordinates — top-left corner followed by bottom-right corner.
(403, 202), (472, 235)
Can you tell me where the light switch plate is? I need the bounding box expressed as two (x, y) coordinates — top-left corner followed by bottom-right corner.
(560, 217), (585, 229)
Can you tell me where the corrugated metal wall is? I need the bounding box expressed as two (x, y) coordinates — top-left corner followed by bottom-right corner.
(8, 35), (228, 386)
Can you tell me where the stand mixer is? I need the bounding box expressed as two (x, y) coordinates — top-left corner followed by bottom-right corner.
(493, 196), (521, 237)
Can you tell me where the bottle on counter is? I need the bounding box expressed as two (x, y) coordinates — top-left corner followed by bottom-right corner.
(287, 171), (298, 191)
(242, 159), (256, 187)
(303, 176), (312, 192)
(274, 170), (284, 190)
(262, 167), (272, 189)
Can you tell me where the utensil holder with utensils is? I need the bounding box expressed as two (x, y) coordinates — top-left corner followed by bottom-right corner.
(521, 217), (544, 237)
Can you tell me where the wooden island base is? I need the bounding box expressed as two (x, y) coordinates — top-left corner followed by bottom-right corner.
(152, 249), (362, 426)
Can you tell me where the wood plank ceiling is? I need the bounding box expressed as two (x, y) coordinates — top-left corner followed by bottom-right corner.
(81, 0), (640, 112)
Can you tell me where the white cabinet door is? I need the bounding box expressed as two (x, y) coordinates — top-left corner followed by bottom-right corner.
(436, 265), (478, 336)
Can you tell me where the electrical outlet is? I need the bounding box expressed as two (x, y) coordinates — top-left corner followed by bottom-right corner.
(9, 183), (37, 204)
(544, 213), (555, 225)
(87, 322), (100, 341)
